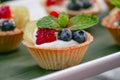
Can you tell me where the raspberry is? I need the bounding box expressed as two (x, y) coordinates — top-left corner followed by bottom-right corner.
(0, 5), (12, 19)
(36, 28), (56, 45)
(50, 11), (59, 18)
(46, 0), (55, 6)
(54, 0), (63, 5)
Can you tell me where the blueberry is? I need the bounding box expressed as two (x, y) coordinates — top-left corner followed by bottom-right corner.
(72, 30), (87, 43)
(82, 1), (92, 9)
(67, 2), (82, 11)
(58, 28), (72, 41)
(2, 20), (16, 31)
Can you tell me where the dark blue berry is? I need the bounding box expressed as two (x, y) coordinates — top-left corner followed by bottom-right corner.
(2, 20), (16, 31)
(72, 30), (87, 43)
(82, 1), (92, 9)
(67, 2), (82, 11)
(58, 28), (72, 41)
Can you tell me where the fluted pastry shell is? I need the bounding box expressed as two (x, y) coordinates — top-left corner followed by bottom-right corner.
(23, 32), (93, 70)
(102, 16), (120, 45)
(0, 29), (23, 53)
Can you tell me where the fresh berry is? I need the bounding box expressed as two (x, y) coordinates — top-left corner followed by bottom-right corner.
(82, 1), (92, 9)
(1, 20), (16, 31)
(58, 28), (72, 41)
(0, 6), (12, 19)
(54, 0), (63, 5)
(36, 28), (56, 45)
(50, 11), (59, 18)
(67, 2), (82, 11)
(72, 30), (86, 43)
(46, 0), (55, 6)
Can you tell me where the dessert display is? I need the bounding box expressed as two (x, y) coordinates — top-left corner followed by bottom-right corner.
(43, 0), (101, 17)
(102, 0), (120, 45)
(0, 5), (29, 53)
(23, 11), (98, 70)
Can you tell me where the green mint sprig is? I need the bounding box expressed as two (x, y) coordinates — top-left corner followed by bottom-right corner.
(58, 12), (69, 27)
(37, 12), (98, 30)
(111, 0), (120, 8)
(69, 14), (98, 30)
(37, 16), (61, 30)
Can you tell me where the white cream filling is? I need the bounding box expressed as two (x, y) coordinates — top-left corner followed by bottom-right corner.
(33, 28), (79, 48)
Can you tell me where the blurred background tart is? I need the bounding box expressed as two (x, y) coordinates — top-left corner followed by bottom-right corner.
(104, 0), (115, 10)
(43, 0), (101, 17)
(102, 8), (120, 45)
(0, 5), (29, 53)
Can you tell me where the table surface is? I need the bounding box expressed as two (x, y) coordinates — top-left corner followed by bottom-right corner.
(0, 0), (120, 80)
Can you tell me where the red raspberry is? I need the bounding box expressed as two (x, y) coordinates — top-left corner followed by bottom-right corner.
(50, 11), (59, 18)
(54, 0), (63, 5)
(0, 5), (12, 19)
(36, 28), (56, 45)
(46, 0), (55, 6)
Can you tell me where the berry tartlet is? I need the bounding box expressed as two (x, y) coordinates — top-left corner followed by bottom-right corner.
(23, 11), (98, 70)
(0, 5), (29, 53)
(104, 0), (115, 10)
(102, 8), (120, 45)
(43, 0), (101, 17)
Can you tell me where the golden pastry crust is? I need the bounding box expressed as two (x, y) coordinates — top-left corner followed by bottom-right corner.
(23, 32), (93, 70)
(102, 14), (120, 45)
(0, 29), (23, 53)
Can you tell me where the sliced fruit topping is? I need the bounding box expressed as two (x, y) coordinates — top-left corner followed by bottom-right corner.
(23, 21), (36, 45)
(10, 6), (29, 29)
(1, 20), (16, 31)
(67, 0), (82, 11)
(50, 11), (59, 18)
(36, 28), (56, 45)
(72, 30), (86, 43)
(0, 5), (12, 19)
(58, 28), (72, 41)
(82, 1), (92, 9)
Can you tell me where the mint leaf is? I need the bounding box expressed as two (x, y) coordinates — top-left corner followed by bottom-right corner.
(69, 14), (98, 30)
(37, 16), (61, 30)
(58, 12), (69, 27)
(111, 0), (120, 8)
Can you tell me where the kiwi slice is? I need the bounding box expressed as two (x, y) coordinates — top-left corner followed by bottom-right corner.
(10, 6), (30, 29)
(23, 21), (37, 45)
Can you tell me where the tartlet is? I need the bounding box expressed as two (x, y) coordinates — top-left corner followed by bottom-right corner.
(102, 8), (120, 45)
(0, 5), (29, 53)
(23, 12), (98, 70)
(43, 0), (101, 17)
(104, 0), (115, 10)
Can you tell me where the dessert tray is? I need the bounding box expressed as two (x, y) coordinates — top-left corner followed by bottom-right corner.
(0, 0), (120, 80)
